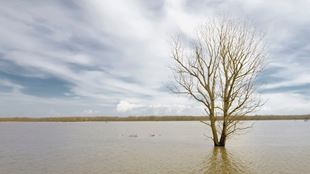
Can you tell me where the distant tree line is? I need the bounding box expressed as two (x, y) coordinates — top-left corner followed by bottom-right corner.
(0, 115), (309, 122)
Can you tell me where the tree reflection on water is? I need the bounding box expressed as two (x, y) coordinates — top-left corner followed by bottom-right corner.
(196, 147), (252, 174)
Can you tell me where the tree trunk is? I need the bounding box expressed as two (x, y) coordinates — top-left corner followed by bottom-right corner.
(216, 122), (227, 147)
(210, 114), (220, 146)
(210, 121), (219, 146)
(218, 133), (226, 146)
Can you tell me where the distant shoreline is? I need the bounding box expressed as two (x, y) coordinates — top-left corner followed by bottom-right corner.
(0, 115), (310, 122)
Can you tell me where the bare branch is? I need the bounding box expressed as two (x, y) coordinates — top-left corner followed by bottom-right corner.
(170, 17), (266, 146)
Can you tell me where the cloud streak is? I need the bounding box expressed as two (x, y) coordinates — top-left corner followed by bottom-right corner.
(0, 0), (309, 116)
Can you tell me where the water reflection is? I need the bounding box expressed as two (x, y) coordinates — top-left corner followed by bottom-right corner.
(196, 147), (252, 174)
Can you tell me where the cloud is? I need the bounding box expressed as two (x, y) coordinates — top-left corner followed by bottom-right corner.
(116, 100), (142, 113)
(260, 92), (310, 115)
(0, 0), (310, 116)
(116, 99), (204, 116)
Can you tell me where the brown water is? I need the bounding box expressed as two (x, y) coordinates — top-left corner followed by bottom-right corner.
(0, 121), (309, 174)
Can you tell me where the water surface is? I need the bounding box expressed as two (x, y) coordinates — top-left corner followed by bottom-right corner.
(0, 121), (309, 173)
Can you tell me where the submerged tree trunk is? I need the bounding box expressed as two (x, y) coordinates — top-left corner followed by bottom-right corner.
(211, 123), (219, 146)
(218, 132), (227, 147)
(210, 115), (219, 146)
(215, 119), (227, 146)
(209, 116), (227, 146)
(212, 135), (226, 146)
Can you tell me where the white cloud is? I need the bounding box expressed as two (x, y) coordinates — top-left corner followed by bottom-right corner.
(0, 0), (310, 116)
(116, 100), (142, 112)
(260, 92), (310, 115)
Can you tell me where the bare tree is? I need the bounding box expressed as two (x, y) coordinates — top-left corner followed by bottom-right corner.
(171, 18), (265, 146)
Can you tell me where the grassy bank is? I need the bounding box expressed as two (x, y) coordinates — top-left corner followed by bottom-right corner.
(0, 115), (310, 122)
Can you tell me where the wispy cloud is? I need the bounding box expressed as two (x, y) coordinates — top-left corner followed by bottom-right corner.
(0, 0), (309, 116)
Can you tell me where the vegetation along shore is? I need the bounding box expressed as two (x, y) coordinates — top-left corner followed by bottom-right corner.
(0, 115), (310, 122)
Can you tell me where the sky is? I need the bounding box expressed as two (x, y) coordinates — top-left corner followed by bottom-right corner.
(0, 0), (310, 117)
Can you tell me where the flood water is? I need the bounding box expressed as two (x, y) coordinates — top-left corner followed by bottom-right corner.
(0, 121), (309, 174)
